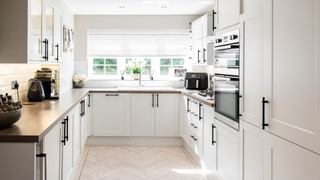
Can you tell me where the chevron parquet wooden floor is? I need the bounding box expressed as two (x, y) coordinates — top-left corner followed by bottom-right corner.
(74, 146), (206, 180)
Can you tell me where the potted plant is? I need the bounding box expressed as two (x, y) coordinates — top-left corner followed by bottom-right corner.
(73, 74), (87, 88)
(126, 58), (146, 80)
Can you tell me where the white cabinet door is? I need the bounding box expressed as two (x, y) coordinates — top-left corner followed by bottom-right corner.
(202, 15), (213, 38)
(43, 120), (62, 180)
(193, 39), (203, 64)
(193, 19), (203, 41)
(62, 113), (74, 180)
(201, 105), (216, 179)
(86, 94), (92, 136)
(73, 103), (81, 166)
(131, 94), (155, 136)
(81, 98), (87, 152)
(202, 105), (215, 168)
(181, 96), (191, 145)
(264, 0), (320, 154)
(264, 131), (320, 180)
(240, 6), (264, 128)
(155, 94), (179, 136)
(215, 0), (240, 30)
(53, 5), (62, 62)
(239, 120), (263, 180)
(93, 93), (131, 136)
(215, 120), (240, 180)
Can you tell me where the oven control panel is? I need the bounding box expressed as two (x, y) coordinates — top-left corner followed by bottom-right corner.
(215, 29), (240, 47)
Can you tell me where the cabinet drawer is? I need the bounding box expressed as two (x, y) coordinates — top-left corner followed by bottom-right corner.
(190, 132), (202, 155)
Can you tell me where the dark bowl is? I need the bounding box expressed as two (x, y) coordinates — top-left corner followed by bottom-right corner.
(0, 107), (23, 128)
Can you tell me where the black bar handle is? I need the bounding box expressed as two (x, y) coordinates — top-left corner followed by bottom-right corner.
(212, 10), (217, 31)
(199, 103), (202, 121)
(80, 101), (83, 117)
(187, 98), (190, 112)
(157, 94), (159, 107)
(198, 49), (200, 63)
(61, 120), (66, 145)
(82, 99), (85, 116)
(65, 116), (69, 141)
(55, 43), (59, 61)
(88, 94), (90, 107)
(105, 94), (119, 96)
(203, 48), (206, 63)
(42, 39), (48, 61)
(36, 153), (47, 180)
(152, 94), (154, 108)
(212, 124), (216, 145)
(190, 135), (198, 141)
(191, 123), (197, 129)
(262, 97), (269, 130)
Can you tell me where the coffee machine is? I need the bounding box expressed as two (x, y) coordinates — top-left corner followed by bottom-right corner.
(36, 68), (59, 99)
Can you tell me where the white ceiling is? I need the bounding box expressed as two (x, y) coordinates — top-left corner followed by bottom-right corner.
(63, 0), (214, 15)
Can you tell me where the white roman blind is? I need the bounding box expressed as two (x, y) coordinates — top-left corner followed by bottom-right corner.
(87, 29), (190, 57)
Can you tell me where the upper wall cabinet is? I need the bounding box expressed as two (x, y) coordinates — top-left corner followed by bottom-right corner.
(0, 0), (63, 64)
(192, 14), (213, 41)
(263, 0), (320, 154)
(214, 0), (240, 30)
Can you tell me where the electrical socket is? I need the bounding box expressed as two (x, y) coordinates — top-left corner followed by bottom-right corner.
(11, 80), (18, 90)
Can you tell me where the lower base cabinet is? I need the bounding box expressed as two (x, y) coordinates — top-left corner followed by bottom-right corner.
(43, 120), (62, 180)
(239, 120), (264, 180)
(264, 131), (320, 180)
(215, 120), (240, 180)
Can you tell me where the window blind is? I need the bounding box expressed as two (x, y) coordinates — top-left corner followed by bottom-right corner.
(87, 29), (191, 57)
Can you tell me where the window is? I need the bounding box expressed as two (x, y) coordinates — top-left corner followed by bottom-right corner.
(88, 29), (191, 79)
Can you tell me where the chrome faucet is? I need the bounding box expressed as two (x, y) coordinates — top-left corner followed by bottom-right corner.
(139, 72), (144, 87)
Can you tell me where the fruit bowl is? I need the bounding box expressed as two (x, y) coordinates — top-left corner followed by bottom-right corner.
(0, 103), (23, 128)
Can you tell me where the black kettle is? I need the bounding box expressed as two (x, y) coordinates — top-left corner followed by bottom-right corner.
(27, 79), (45, 102)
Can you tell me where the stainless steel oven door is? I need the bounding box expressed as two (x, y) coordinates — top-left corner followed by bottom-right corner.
(214, 75), (239, 130)
(214, 43), (239, 76)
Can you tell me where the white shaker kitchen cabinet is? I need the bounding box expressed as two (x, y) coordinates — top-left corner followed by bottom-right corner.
(201, 104), (216, 174)
(43, 120), (62, 180)
(214, 0), (240, 31)
(73, 103), (81, 167)
(61, 113), (74, 180)
(80, 98), (88, 152)
(239, 6), (264, 128)
(155, 94), (179, 137)
(86, 94), (92, 136)
(0, 0), (63, 63)
(193, 39), (203, 64)
(181, 96), (191, 146)
(93, 93), (131, 136)
(131, 94), (155, 136)
(53, 3), (63, 63)
(214, 119), (240, 180)
(263, 0), (320, 154)
(264, 131), (320, 180)
(239, 120), (263, 180)
(202, 36), (215, 66)
(192, 19), (203, 41)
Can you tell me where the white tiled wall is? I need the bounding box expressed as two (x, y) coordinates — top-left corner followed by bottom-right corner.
(59, 59), (75, 94)
(0, 64), (41, 101)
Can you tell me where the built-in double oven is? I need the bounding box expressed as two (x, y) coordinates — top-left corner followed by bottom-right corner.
(214, 29), (240, 130)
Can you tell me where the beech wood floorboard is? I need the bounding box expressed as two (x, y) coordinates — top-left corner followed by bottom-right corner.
(75, 146), (205, 180)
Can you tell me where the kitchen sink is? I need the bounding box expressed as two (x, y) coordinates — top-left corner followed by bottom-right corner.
(117, 87), (175, 91)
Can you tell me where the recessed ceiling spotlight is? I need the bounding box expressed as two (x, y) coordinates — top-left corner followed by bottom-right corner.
(155, 1), (171, 3)
(161, 6), (167, 8)
(119, 6), (125, 8)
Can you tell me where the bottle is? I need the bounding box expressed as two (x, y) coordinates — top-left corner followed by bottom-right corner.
(4, 93), (8, 102)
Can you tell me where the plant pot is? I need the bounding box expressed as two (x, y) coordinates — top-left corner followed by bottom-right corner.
(131, 73), (140, 80)
(74, 81), (85, 88)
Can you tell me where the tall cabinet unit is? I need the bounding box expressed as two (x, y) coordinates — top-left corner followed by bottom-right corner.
(214, 0), (240, 30)
(0, 0), (62, 63)
(264, 0), (320, 154)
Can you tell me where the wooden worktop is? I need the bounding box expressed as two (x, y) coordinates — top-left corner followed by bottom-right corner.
(0, 88), (213, 143)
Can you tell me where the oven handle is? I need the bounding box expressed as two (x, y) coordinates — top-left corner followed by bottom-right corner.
(214, 44), (239, 51)
(214, 76), (239, 81)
